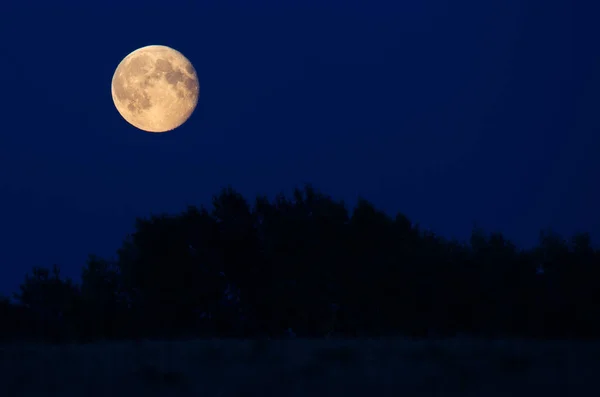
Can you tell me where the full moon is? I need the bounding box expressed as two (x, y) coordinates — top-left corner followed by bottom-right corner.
(111, 45), (199, 133)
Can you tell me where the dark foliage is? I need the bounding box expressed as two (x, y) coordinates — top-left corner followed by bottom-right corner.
(2, 185), (599, 342)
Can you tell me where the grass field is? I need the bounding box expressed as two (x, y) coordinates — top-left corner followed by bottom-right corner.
(1, 337), (599, 396)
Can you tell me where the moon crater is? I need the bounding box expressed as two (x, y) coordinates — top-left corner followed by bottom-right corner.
(111, 45), (199, 133)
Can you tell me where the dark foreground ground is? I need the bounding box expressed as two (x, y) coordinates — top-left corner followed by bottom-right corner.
(1, 337), (599, 396)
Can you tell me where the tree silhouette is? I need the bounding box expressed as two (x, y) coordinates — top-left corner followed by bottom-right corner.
(1, 184), (599, 343)
(12, 264), (80, 343)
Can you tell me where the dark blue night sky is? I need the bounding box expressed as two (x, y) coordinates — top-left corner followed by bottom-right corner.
(0, 0), (598, 295)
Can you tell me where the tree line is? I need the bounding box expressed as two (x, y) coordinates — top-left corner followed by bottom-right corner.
(1, 185), (599, 343)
